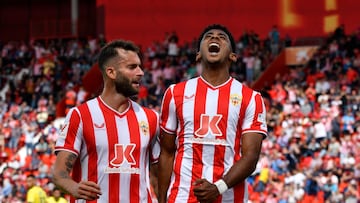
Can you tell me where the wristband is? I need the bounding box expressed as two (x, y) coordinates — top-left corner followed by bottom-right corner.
(214, 179), (228, 194)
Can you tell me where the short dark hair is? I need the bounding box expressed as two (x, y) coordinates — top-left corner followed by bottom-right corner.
(197, 24), (236, 52)
(98, 39), (141, 72)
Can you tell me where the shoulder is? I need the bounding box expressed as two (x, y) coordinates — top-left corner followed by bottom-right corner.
(174, 77), (199, 88)
(167, 77), (199, 93)
(66, 97), (94, 111)
(231, 78), (258, 93)
(131, 100), (159, 115)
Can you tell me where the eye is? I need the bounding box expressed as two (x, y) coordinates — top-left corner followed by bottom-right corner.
(204, 34), (212, 39)
(128, 64), (138, 69)
(219, 34), (227, 40)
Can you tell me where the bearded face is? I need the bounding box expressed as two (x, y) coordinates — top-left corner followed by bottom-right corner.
(114, 70), (139, 97)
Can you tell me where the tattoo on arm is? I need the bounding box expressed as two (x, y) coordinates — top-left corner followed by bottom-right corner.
(59, 170), (70, 179)
(56, 153), (78, 194)
(65, 153), (77, 173)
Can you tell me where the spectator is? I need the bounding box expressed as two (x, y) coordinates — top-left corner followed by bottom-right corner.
(64, 83), (76, 114)
(268, 25), (281, 56)
(47, 187), (67, 203)
(25, 174), (47, 203)
(243, 50), (256, 85)
(23, 123), (36, 155)
(254, 164), (270, 192)
(1, 24), (360, 203)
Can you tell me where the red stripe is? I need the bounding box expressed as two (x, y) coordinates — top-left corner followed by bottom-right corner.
(160, 87), (173, 131)
(77, 104), (99, 183)
(236, 85), (253, 159)
(143, 108), (158, 163)
(77, 104), (99, 203)
(234, 85), (253, 202)
(143, 108), (158, 142)
(98, 99), (120, 203)
(189, 78), (207, 202)
(167, 82), (186, 202)
(71, 158), (82, 202)
(127, 108), (141, 203)
(65, 110), (81, 203)
(233, 181), (245, 203)
(63, 110), (81, 150)
(148, 193), (151, 202)
(212, 79), (232, 202)
(144, 108), (159, 202)
(250, 94), (264, 129)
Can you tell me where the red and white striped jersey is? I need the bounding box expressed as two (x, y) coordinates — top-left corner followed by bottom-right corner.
(55, 97), (160, 203)
(160, 76), (267, 203)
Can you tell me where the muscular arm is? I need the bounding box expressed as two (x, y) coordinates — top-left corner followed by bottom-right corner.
(222, 132), (264, 188)
(158, 131), (177, 203)
(52, 151), (102, 200)
(193, 132), (264, 202)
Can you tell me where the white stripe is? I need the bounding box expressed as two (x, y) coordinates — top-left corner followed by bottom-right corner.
(86, 99), (109, 201)
(201, 88), (218, 182)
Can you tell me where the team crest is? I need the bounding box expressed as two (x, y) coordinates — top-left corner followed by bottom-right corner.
(230, 94), (242, 106)
(139, 121), (149, 136)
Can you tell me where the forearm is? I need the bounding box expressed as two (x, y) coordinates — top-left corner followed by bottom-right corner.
(52, 169), (79, 197)
(158, 152), (174, 203)
(222, 133), (263, 189)
(52, 151), (79, 197)
(222, 154), (259, 188)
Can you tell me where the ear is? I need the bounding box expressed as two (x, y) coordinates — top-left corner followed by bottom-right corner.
(229, 53), (237, 63)
(195, 52), (201, 62)
(105, 66), (116, 79)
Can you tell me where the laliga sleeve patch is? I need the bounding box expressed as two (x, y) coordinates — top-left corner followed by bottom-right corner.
(59, 123), (69, 138)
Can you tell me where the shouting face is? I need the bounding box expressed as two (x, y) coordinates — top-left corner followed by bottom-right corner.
(197, 29), (236, 65)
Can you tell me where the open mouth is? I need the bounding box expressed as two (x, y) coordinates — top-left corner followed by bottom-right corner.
(132, 80), (141, 87)
(208, 43), (220, 54)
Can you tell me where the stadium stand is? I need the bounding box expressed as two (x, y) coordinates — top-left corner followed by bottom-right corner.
(0, 25), (359, 202)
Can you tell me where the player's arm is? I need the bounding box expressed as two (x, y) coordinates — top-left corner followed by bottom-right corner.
(193, 132), (264, 202)
(52, 150), (102, 200)
(150, 162), (159, 197)
(222, 132), (264, 188)
(220, 92), (267, 188)
(158, 130), (177, 203)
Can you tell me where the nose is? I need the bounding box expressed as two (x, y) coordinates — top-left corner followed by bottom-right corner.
(137, 66), (144, 76)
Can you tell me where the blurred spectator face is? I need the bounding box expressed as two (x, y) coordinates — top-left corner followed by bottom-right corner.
(26, 176), (36, 189)
(53, 188), (62, 199)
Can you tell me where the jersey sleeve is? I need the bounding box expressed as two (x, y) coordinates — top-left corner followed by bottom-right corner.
(242, 92), (268, 137)
(54, 107), (83, 156)
(145, 108), (161, 163)
(160, 84), (178, 134)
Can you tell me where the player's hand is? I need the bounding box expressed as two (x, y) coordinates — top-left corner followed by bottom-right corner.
(192, 179), (219, 203)
(73, 181), (102, 200)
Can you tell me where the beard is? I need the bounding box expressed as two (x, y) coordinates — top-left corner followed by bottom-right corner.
(114, 74), (139, 97)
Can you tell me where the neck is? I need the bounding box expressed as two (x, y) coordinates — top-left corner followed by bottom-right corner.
(201, 65), (230, 86)
(100, 91), (130, 113)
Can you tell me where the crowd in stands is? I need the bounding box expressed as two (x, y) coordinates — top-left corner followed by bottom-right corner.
(0, 24), (359, 202)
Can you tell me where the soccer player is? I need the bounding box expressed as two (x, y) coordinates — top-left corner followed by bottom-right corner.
(158, 24), (268, 203)
(52, 40), (160, 203)
(26, 174), (48, 203)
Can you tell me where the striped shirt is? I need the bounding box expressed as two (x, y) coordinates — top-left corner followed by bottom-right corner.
(55, 97), (160, 203)
(160, 76), (267, 203)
